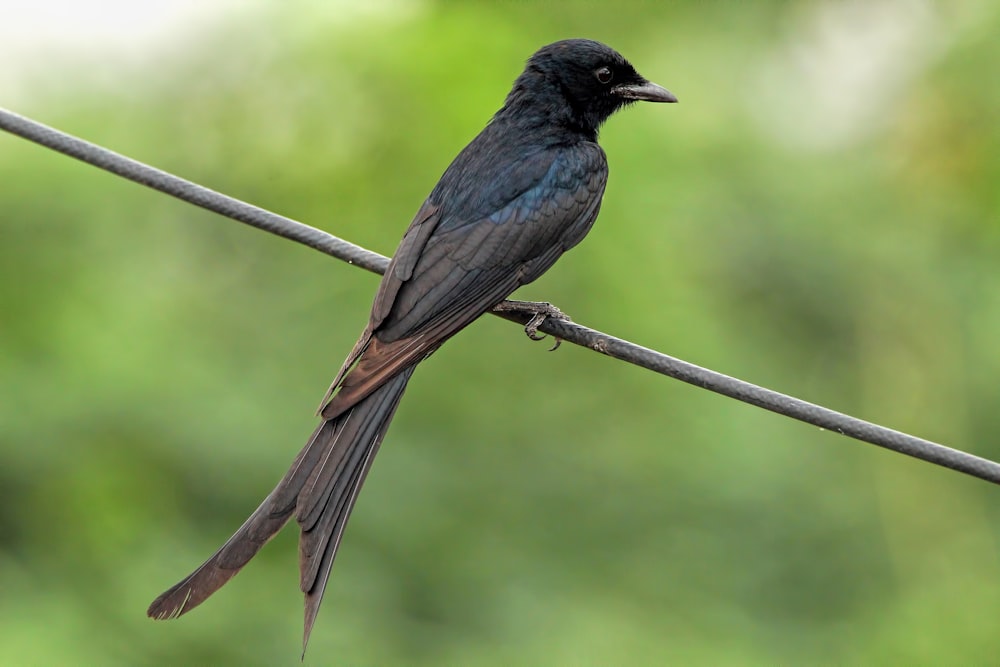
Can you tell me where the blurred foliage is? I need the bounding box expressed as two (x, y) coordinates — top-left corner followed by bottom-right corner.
(2, 1), (1000, 664)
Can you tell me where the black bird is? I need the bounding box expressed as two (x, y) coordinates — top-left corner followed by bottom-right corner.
(148, 38), (676, 651)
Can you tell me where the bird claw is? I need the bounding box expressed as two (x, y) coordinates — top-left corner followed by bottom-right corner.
(494, 300), (569, 350)
(524, 313), (546, 339)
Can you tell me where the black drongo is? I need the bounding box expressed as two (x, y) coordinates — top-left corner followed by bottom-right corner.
(148, 38), (676, 651)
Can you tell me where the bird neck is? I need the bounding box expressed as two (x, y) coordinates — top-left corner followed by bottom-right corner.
(495, 82), (601, 143)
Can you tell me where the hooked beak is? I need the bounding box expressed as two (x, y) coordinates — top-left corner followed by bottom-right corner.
(613, 80), (678, 103)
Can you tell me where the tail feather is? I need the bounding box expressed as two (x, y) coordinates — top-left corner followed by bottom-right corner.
(299, 367), (414, 651)
(148, 367), (415, 657)
(146, 419), (331, 620)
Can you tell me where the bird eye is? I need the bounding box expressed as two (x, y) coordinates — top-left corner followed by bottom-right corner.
(595, 66), (613, 84)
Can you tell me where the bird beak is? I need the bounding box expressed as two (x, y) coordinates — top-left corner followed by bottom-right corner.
(613, 80), (678, 103)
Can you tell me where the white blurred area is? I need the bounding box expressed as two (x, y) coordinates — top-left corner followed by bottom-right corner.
(0, 0), (247, 100)
(748, 0), (992, 152)
(0, 0), (422, 104)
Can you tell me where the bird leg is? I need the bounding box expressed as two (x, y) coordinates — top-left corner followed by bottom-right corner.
(492, 300), (570, 350)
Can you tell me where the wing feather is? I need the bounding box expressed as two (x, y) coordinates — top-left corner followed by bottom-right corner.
(321, 142), (607, 421)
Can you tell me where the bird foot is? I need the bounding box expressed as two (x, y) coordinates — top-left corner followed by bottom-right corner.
(493, 300), (569, 350)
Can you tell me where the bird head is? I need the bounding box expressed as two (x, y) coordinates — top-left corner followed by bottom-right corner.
(503, 39), (677, 138)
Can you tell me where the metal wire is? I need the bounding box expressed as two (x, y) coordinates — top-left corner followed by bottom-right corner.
(0, 108), (388, 275)
(4, 106), (999, 486)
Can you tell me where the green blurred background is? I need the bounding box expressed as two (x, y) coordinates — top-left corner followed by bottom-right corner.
(2, 1), (1000, 664)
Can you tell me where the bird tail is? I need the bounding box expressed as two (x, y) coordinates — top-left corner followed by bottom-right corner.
(147, 367), (415, 653)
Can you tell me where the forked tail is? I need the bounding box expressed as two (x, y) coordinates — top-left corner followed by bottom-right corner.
(147, 367), (416, 654)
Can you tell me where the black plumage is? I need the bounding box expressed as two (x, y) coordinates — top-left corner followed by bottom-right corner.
(148, 38), (676, 652)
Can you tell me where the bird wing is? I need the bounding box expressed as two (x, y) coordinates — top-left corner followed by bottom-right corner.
(314, 201), (440, 414)
(319, 141), (607, 421)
